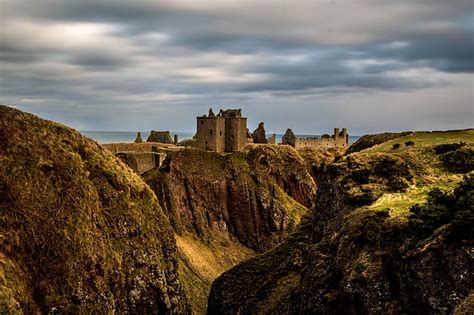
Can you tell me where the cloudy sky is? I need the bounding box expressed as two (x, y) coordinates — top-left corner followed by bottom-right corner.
(1, 0), (473, 134)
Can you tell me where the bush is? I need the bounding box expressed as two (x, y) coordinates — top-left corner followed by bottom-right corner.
(405, 141), (415, 147)
(408, 175), (473, 242)
(433, 142), (466, 155)
(440, 146), (474, 173)
(392, 144), (401, 150)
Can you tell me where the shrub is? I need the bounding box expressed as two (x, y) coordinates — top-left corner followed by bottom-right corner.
(392, 144), (401, 150)
(405, 141), (415, 147)
(433, 142), (466, 155)
(440, 146), (474, 173)
(408, 175), (473, 242)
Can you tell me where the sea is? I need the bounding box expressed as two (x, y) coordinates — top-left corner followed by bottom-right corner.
(82, 131), (360, 145)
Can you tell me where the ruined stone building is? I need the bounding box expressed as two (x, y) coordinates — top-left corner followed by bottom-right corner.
(195, 108), (248, 153)
(252, 122), (276, 144)
(146, 130), (174, 144)
(282, 128), (349, 149)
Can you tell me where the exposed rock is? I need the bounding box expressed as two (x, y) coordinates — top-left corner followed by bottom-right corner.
(143, 144), (316, 253)
(142, 144), (316, 313)
(252, 122), (268, 144)
(0, 105), (189, 313)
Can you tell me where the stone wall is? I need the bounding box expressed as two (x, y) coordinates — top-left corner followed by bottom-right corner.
(115, 151), (166, 175)
(195, 116), (226, 153)
(225, 117), (247, 152)
(282, 128), (349, 149)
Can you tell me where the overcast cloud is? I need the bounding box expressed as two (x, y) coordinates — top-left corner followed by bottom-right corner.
(0, 0), (473, 134)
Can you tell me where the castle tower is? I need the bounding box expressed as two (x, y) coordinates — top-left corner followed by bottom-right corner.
(342, 128), (348, 147)
(221, 109), (247, 152)
(195, 108), (225, 153)
(334, 128), (339, 142)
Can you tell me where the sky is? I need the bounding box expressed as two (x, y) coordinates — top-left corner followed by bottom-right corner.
(1, 0), (473, 134)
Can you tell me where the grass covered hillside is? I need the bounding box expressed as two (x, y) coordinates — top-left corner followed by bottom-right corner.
(209, 130), (473, 314)
(0, 106), (189, 313)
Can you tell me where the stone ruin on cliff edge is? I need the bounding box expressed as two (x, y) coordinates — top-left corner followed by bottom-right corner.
(194, 108), (248, 153)
(281, 127), (349, 149)
(194, 108), (348, 153)
(134, 130), (178, 145)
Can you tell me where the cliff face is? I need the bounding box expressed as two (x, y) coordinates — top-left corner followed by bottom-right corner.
(143, 145), (316, 253)
(0, 106), (189, 313)
(139, 144), (317, 313)
(208, 130), (474, 314)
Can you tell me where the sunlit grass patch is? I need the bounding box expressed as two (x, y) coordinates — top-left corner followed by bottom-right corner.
(369, 176), (461, 220)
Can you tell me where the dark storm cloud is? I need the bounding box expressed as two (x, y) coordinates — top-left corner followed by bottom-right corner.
(0, 0), (473, 133)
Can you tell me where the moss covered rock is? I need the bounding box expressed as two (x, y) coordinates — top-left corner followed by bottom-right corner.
(0, 105), (189, 313)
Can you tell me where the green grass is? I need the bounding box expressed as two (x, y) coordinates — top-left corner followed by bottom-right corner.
(363, 130), (474, 155)
(369, 177), (462, 220)
(360, 130), (473, 220)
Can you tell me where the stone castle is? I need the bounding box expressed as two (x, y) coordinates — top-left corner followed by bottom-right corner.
(194, 108), (349, 152)
(194, 108), (248, 153)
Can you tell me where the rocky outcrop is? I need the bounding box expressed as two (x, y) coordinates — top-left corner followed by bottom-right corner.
(0, 106), (189, 313)
(139, 144), (317, 313)
(251, 122), (268, 144)
(143, 145), (316, 253)
(209, 132), (474, 314)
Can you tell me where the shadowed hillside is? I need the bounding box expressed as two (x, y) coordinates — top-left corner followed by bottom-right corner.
(0, 106), (190, 313)
(104, 142), (333, 314)
(209, 130), (474, 314)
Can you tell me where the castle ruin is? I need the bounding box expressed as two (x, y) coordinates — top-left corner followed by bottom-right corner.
(194, 108), (349, 153)
(281, 128), (348, 149)
(195, 108), (248, 153)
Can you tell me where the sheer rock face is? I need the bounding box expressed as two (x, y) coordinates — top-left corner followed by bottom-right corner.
(0, 105), (190, 314)
(208, 139), (473, 314)
(143, 145), (316, 253)
(252, 122), (268, 144)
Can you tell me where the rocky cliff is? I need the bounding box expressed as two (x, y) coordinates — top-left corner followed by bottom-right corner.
(143, 145), (316, 253)
(208, 130), (474, 314)
(0, 106), (189, 313)
(139, 144), (319, 313)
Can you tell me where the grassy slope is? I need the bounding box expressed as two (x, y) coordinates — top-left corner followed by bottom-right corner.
(209, 129), (474, 314)
(0, 105), (189, 313)
(362, 130), (473, 220)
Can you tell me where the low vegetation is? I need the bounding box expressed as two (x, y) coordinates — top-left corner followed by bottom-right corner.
(0, 105), (189, 313)
(209, 129), (474, 314)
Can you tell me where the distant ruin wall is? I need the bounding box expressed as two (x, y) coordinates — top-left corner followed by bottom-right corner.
(293, 136), (348, 149)
(281, 128), (349, 149)
(115, 151), (166, 175)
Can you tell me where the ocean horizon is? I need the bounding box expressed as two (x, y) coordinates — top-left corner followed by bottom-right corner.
(81, 130), (360, 145)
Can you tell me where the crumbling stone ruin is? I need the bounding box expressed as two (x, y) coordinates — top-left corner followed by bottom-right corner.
(282, 127), (349, 149)
(146, 130), (174, 144)
(195, 108), (248, 153)
(134, 132), (143, 143)
(252, 122), (268, 144)
(193, 107), (349, 153)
